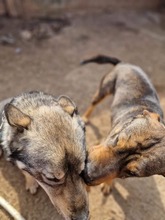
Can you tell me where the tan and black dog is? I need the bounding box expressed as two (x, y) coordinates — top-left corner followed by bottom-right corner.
(81, 55), (165, 194)
(0, 91), (89, 220)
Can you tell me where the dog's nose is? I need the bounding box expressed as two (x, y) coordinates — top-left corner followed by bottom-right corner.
(80, 170), (93, 185)
(71, 217), (90, 220)
(70, 209), (90, 220)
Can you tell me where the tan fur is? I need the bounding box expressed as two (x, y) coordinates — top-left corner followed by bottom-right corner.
(0, 91), (89, 220)
(81, 57), (165, 193)
(22, 171), (39, 194)
(5, 104), (31, 128)
(82, 105), (95, 123)
(89, 144), (114, 166)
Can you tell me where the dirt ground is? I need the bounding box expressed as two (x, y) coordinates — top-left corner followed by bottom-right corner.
(0, 9), (165, 220)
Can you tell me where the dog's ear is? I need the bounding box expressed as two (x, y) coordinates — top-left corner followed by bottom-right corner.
(143, 110), (160, 121)
(4, 103), (31, 129)
(143, 110), (151, 116)
(58, 95), (77, 116)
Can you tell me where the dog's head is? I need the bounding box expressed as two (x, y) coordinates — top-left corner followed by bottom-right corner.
(119, 110), (165, 178)
(2, 92), (89, 220)
(82, 110), (165, 185)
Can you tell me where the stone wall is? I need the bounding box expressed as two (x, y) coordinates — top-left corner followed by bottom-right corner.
(0, 0), (163, 18)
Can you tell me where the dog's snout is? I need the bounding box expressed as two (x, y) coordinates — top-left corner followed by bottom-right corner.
(80, 170), (94, 185)
(70, 210), (90, 220)
(71, 217), (90, 220)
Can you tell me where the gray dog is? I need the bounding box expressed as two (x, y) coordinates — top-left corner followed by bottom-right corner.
(81, 55), (165, 195)
(0, 91), (89, 220)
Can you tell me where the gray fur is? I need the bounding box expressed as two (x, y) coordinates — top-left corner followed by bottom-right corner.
(81, 56), (165, 185)
(0, 91), (89, 220)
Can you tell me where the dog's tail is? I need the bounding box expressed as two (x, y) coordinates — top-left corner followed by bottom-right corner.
(80, 55), (121, 66)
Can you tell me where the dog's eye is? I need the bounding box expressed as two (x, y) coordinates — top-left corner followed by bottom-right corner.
(126, 169), (139, 177)
(46, 176), (61, 182)
(42, 174), (65, 185)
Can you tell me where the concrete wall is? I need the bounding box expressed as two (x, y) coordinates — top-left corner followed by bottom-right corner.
(0, 0), (163, 18)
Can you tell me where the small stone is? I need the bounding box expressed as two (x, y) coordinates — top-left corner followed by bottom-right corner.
(15, 48), (22, 54)
(0, 35), (15, 45)
(20, 30), (32, 41)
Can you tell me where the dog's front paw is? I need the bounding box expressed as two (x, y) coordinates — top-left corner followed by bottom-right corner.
(25, 178), (39, 194)
(101, 183), (112, 196)
(23, 171), (39, 194)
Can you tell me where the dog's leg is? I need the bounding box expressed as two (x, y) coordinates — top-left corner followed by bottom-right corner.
(82, 72), (116, 123)
(82, 91), (105, 123)
(101, 181), (114, 196)
(100, 172), (116, 196)
(22, 171), (39, 194)
(86, 185), (90, 193)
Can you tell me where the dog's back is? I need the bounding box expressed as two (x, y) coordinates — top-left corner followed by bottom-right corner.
(81, 55), (163, 126)
(109, 63), (163, 127)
